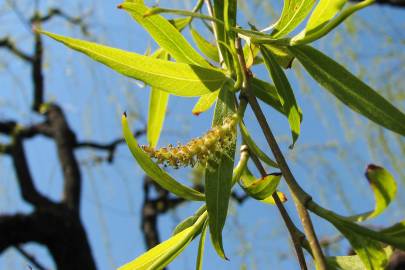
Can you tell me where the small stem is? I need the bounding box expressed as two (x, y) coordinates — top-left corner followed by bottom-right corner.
(235, 41), (307, 270)
(235, 38), (327, 270)
(249, 151), (308, 270)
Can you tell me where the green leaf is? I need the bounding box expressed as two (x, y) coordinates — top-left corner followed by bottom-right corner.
(304, 0), (347, 36)
(327, 246), (393, 270)
(348, 165), (397, 222)
(173, 205), (207, 235)
(334, 223), (388, 270)
(190, 28), (220, 63)
(122, 113), (204, 201)
(41, 31), (228, 97)
(291, 0), (374, 45)
(119, 1), (210, 68)
(147, 88), (169, 148)
(261, 46), (301, 147)
(251, 78), (285, 115)
(263, 44), (294, 69)
(289, 45), (405, 136)
(195, 221), (208, 270)
(239, 167), (282, 200)
(239, 121), (278, 168)
(118, 211), (208, 270)
(204, 82), (236, 259)
(147, 51), (170, 148)
(170, 17), (191, 31)
(270, 0), (317, 38)
(260, 191), (287, 205)
(192, 91), (219, 116)
(212, 0), (233, 69)
(380, 220), (405, 238)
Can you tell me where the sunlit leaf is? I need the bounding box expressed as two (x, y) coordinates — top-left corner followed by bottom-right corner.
(204, 81), (236, 259)
(173, 205), (207, 235)
(261, 46), (301, 147)
(190, 28), (220, 63)
(335, 223), (388, 270)
(291, 0), (374, 45)
(239, 167), (282, 200)
(263, 44), (294, 69)
(289, 45), (405, 136)
(192, 91), (219, 116)
(118, 211), (208, 270)
(348, 165), (397, 222)
(260, 191), (287, 205)
(270, 0), (316, 38)
(195, 221), (208, 270)
(119, 1), (210, 68)
(147, 51), (170, 148)
(327, 246), (393, 270)
(251, 78), (284, 115)
(122, 114), (204, 201)
(41, 31), (228, 97)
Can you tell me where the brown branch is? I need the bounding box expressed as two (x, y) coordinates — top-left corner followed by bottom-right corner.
(14, 245), (48, 270)
(31, 8), (90, 36)
(10, 137), (53, 207)
(76, 128), (146, 163)
(235, 39), (309, 269)
(31, 30), (44, 112)
(0, 210), (96, 270)
(0, 37), (33, 62)
(45, 104), (81, 211)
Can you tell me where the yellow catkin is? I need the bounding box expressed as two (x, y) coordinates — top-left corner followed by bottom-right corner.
(141, 114), (238, 169)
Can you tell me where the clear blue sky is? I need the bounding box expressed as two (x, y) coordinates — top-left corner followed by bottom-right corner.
(0, 1), (404, 269)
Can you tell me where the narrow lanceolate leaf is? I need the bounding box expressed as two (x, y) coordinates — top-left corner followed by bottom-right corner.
(118, 1), (210, 68)
(380, 220), (405, 238)
(192, 91), (219, 116)
(270, 0), (317, 38)
(239, 122), (278, 168)
(304, 0), (347, 36)
(251, 78), (285, 115)
(122, 114), (204, 201)
(261, 46), (301, 147)
(334, 223), (388, 270)
(190, 28), (220, 63)
(263, 45), (294, 69)
(41, 31), (228, 97)
(289, 45), (405, 136)
(147, 88), (169, 147)
(204, 82), (236, 259)
(147, 51), (170, 148)
(118, 211), (208, 270)
(239, 167), (282, 200)
(349, 165), (397, 222)
(195, 221), (208, 270)
(173, 205), (207, 235)
(327, 247), (393, 270)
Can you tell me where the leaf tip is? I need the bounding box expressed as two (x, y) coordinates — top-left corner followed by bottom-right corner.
(117, 3), (124, 9)
(123, 111), (127, 117)
(192, 111), (201, 116)
(365, 163), (382, 182)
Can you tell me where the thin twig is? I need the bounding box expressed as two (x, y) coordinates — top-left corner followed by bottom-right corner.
(14, 245), (48, 270)
(234, 38), (327, 270)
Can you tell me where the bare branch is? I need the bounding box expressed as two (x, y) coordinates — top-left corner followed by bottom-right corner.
(0, 36), (33, 62)
(45, 104), (81, 211)
(10, 137), (53, 207)
(31, 8), (91, 36)
(75, 128), (146, 162)
(14, 245), (48, 270)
